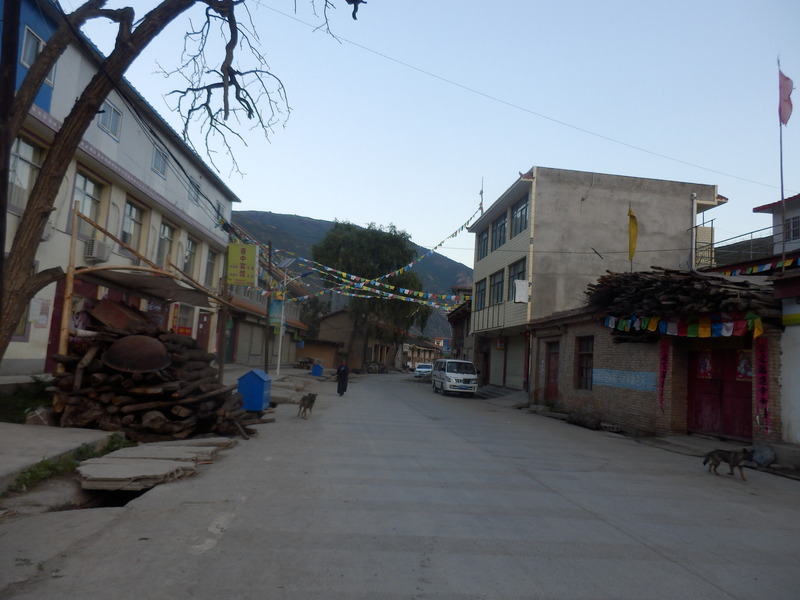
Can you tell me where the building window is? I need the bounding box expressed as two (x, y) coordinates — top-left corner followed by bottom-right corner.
(21, 28), (55, 85)
(507, 258), (526, 300)
(489, 270), (504, 305)
(477, 229), (489, 260)
(785, 216), (800, 242)
(576, 336), (594, 390)
(189, 177), (201, 205)
(121, 200), (144, 253)
(176, 304), (194, 335)
(156, 222), (175, 268)
(491, 213), (507, 251)
(98, 99), (122, 139)
(184, 238), (198, 277)
(8, 138), (42, 211)
(73, 173), (102, 238)
(511, 196), (528, 237)
(204, 250), (218, 288)
(152, 146), (168, 178)
(474, 279), (486, 311)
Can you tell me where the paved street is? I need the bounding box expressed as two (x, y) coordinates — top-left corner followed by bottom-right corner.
(2, 372), (799, 599)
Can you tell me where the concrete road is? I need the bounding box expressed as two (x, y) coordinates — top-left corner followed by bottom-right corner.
(2, 373), (799, 599)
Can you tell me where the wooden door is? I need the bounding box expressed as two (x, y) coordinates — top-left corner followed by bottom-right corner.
(196, 311), (212, 351)
(688, 349), (752, 441)
(545, 341), (559, 404)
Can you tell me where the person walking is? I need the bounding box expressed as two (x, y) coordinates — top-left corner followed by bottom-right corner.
(335, 361), (350, 396)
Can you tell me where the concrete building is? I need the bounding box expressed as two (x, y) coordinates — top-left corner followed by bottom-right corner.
(467, 166), (726, 391)
(4, 0), (239, 375)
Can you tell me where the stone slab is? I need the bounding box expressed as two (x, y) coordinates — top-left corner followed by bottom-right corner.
(76, 458), (196, 490)
(103, 446), (214, 462)
(146, 438), (237, 449)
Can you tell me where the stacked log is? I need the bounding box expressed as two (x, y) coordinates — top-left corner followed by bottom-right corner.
(585, 267), (780, 318)
(50, 327), (271, 443)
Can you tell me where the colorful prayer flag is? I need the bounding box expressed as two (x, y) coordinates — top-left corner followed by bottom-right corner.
(780, 69), (793, 125)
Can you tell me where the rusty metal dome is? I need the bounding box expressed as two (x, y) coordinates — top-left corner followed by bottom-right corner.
(102, 335), (171, 373)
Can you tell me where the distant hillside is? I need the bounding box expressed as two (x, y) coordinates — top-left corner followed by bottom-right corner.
(233, 211), (473, 292)
(232, 211), (473, 338)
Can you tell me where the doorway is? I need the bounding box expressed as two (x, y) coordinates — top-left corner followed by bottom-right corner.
(687, 349), (752, 441)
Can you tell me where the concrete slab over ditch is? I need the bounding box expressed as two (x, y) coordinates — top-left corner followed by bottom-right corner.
(75, 438), (237, 491)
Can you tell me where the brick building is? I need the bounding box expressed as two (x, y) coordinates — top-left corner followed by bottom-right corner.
(527, 270), (787, 459)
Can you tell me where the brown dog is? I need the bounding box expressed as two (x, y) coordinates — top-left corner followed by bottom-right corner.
(703, 448), (754, 481)
(297, 393), (317, 419)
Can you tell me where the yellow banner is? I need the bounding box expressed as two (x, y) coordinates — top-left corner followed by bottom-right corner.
(227, 244), (259, 286)
(628, 206), (638, 262)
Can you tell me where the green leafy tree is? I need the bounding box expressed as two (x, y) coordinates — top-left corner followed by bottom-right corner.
(312, 222), (432, 366)
(298, 295), (331, 339)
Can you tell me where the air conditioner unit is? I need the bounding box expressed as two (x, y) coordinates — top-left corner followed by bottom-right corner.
(85, 238), (112, 263)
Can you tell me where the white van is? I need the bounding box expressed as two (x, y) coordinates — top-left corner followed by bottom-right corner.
(431, 359), (479, 396)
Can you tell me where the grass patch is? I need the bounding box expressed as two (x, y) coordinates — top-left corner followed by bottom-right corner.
(0, 376), (52, 424)
(3, 433), (132, 496)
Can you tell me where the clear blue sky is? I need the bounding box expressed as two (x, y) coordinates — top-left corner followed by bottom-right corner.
(70, 0), (799, 268)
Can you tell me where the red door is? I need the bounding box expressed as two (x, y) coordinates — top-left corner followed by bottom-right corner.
(545, 342), (559, 404)
(688, 349), (752, 441)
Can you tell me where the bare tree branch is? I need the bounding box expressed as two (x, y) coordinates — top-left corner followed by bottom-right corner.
(160, 0), (291, 172)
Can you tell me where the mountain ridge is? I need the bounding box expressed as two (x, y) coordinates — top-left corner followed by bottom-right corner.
(231, 211), (473, 339)
(232, 211), (473, 294)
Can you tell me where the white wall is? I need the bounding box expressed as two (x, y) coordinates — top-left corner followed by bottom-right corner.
(781, 299), (800, 444)
(530, 167), (716, 319)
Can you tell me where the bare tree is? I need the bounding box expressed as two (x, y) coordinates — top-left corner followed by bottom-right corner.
(0, 0), (336, 362)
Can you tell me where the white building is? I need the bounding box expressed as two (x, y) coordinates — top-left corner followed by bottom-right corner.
(4, 0), (240, 375)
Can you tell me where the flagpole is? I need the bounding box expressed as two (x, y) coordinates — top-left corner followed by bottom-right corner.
(779, 59), (787, 271)
(780, 114), (786, 271)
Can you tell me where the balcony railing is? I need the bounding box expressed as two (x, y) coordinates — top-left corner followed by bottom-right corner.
(698, 225), (796, 269)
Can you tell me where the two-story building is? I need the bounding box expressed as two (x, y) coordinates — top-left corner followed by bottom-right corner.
(468, 166), (725, 391)
(4, 0), (240, 375)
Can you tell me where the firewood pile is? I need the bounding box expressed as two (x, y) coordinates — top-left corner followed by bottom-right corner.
(49, 323), (270, 443)
(585, 267), (780, 317)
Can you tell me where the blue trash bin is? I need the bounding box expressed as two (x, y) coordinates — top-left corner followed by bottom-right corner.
(311, 363), (323, 377)
(237, 370), (272, 411)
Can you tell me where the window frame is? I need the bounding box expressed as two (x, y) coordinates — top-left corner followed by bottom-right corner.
(121, 200), (144, 254)
(189, 177), (201, 205)
(491, 213), (507, 251)
(576, 336), (594, 390)
(474, 279), (487, 311)
(507, 258), (526, 300)
(8, 137), (43, 212)
(511, 196), (529, 238)
(152, 146), (168, 178)
(489, 270), (505, 306)
(784, 215), (800, 242)
(73, 171), (102, 239)
(204, 250), (218, 289)
(98, 99), (122, 139)
(184, 237), (198, 277)
(156, 221), (176, 268)
(477, 229), (489, 260)
(21, 27), (55, 85)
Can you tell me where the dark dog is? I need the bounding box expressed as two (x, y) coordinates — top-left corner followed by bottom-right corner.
(703, 448), (754, 481)
(297, 393), (317, 419)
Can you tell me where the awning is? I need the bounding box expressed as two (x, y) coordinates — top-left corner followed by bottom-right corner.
(75, 267), (213, 308)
